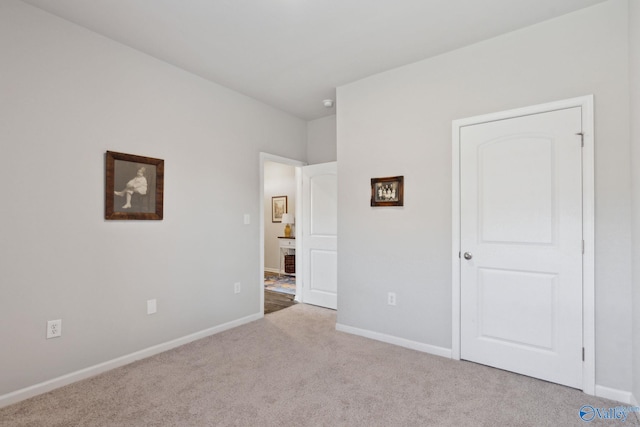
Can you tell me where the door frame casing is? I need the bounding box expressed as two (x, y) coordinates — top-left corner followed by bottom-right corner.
(450, 95), (595, 394)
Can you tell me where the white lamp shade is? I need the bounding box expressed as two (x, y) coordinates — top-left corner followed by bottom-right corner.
(281, 213), (294, 224)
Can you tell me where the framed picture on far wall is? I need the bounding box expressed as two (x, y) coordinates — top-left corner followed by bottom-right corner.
(105, 151), (164, 220)
(371, 176), (404, 207)
(272, 196), (287, 222)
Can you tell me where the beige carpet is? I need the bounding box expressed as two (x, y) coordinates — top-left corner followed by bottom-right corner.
(1, 304), (637, 426)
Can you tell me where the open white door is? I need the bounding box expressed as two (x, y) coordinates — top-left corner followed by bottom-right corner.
(301, 162), (337, 309)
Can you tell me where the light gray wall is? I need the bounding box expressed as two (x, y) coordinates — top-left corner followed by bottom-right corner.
(264, 162), (296, 271)
(0, 0), (306, 396)
(307, 115), (337, 164)
(630, 0), (640, 406)
(337, 0), (632, 391)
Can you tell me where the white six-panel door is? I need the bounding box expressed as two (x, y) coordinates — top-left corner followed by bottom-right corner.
(301, 162), (337, 309)
(459, 107), (583, 389)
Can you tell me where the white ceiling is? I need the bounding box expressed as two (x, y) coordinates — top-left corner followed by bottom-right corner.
(22, 0), (607, 121)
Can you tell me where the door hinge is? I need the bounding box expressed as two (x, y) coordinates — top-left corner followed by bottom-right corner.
(582, 347), (585, 361)
(576, 132), (584, 147)
(458, 251), (461, 259)
(582, 240), (585, 254)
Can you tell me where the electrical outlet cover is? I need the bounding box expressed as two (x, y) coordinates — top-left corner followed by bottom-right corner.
(47, 319), (62, 339)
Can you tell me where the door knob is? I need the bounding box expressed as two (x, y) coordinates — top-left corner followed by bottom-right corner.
(463, 252), (473, 260)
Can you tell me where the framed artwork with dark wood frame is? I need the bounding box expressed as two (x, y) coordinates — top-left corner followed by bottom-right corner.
(105, 151), (164, 220)
(272, 196), (288, 223)
(371, 176), (404, 207)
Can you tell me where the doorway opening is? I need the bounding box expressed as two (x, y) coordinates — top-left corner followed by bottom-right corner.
(259, 154), (339, 315)
(260, 153), (305, 315)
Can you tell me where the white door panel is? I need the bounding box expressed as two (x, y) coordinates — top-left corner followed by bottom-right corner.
(477, 268), (557, 350)
(478, 136), (555, 244)
(309, 174), (337, 236)
(302, 162), (337, 309)
(460, 107), (583, 389)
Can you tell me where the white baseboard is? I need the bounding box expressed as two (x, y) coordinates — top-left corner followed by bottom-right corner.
(335, 323), (452, 359)
(0, 312), (262, 409)
(594, 385), (634, 404)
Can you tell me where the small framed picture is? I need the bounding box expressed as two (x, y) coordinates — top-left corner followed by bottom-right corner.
(272, 196), (288, 222)
(105, 151), (164, 220)
(371, 176), (404, 207)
